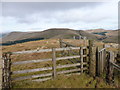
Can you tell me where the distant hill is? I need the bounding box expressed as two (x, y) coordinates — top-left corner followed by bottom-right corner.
(1, 28), (98, 45)
(86, 29), (118, 43)
(86, 29), (112, 33)
(0, 33), (9, 38)
(1, 28), (118, 45)
(103, 30), (118, 43)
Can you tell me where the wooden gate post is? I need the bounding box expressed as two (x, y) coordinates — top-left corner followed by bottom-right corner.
(80, 47), (83, 73)
(2, 53), (6, 89)
(52, 48), (57, 79)
(106, 51), (114, 84)
(96, 47), (100, 76)
(103, 48), (106, 75)
(2, 53), (12, 89)
(7, 53), (12, 89)
(89, 40), (96, 77)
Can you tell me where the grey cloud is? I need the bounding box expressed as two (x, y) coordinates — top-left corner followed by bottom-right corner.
(2, 2), (117, 32)
(2, 2), (104, 24)
(2, 2), (103, 17)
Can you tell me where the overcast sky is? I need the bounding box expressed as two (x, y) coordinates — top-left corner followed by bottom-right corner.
(0, 1), (119, 33)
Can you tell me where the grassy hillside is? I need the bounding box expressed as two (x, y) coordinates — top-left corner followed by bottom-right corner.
(2, 39), (103, 52)
(86, 29), (112, 33)
(2, 28), (98, 45)
(1, 28), (118, 46)
(86, 29), (118, 43)
(2, 39), (118, 53)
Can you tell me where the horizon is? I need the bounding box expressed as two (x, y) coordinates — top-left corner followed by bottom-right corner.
(0, 0), (119, 33)
(1, 28), (118, 34)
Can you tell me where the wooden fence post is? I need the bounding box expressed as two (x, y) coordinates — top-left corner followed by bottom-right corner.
(84, 40), (87, 47)
(103, 48), (106, 74)
(80, 47), (83, 73)
(96, 47), (100, 76)
(59, 39), (63, 48)
(52, 48), (57, 79)
(101, 50), (104, 75)
(2, 54), (6, 88)
(106, 51), (114, 84)
(89, 40), (96, 77)
(2, 54), (7, 88)
(2, 53), (11, 89)
(7, 53), (11, 89)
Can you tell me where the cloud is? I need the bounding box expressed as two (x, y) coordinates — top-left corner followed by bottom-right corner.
(2, 2), (102, 17)
(1, 1), (118, 33)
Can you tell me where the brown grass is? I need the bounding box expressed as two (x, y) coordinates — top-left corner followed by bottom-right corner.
(1, 39), (119, 88)
(12, 73), (115, 88)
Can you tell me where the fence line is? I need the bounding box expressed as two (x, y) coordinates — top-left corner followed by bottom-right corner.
(2, 39), (120, 89)
(2, 45), (89, 89)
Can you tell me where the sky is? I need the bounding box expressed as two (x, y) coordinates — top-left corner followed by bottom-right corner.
(0, 0), (119, 33)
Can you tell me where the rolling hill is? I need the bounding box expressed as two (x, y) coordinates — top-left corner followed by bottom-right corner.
(1, 28), (98, 45)
(86, 29), (119, 43)
(1, 28), (119, 45)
